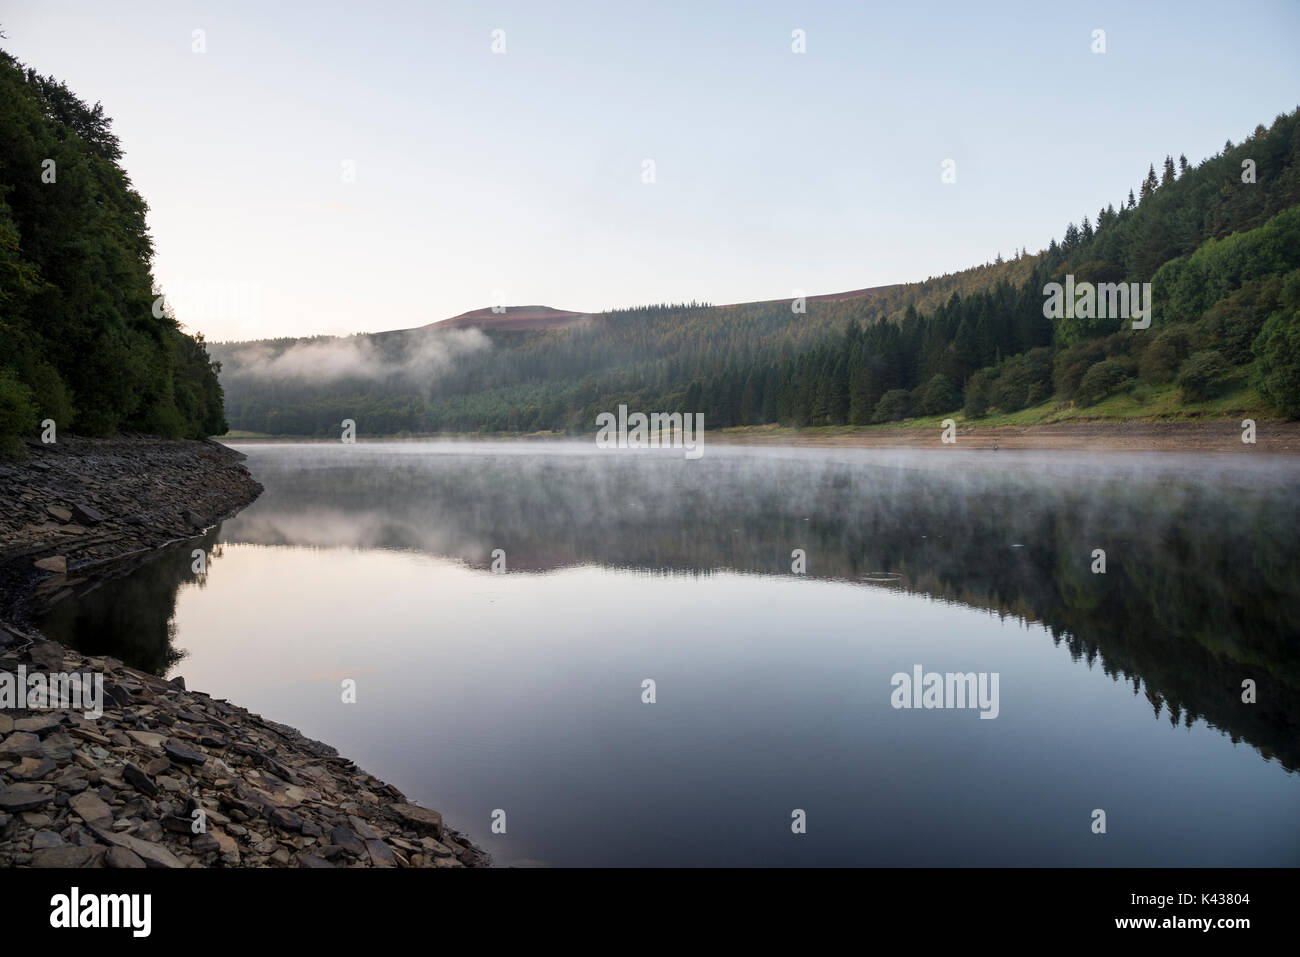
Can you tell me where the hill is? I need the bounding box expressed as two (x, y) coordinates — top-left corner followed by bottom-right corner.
(212, 109), (1300, 437)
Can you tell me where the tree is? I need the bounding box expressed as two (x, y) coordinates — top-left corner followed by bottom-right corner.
(918, 374), (959, 415)
(1253, 300), (1300, 417)
(1140, 164), (1159, 201)
(1176, 350), (1229, 402)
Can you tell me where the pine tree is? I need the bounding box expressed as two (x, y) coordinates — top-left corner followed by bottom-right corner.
(1178, 153), (1189, 175)
(1162, 155), (1176, 185)
(1140, 164), (1158, 201)
(1127, 189), (1137, 210)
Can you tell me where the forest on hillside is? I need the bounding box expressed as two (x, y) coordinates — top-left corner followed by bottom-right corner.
(215, 108), (1300, 437)
(0, 45), (227, 454)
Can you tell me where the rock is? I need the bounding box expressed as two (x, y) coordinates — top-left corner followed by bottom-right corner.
(0, 732), (44, 757)
(104, 846), (147, 868)
(32, 845), (104, 868)
(268, 808), (303, 832)
(29, 641), (65, 671)
(46, 505), (73, 522)
(126, 730), (167, 749)
(9, 757), (57, 781)
(40, 732), (76, 761)
(391, 803), (443, 836)
(161, 814), (193, 835)
(191, 834), (220, 854)
(181, 509), (203, 528)
(90, 827), (185, 869)
(169, 675), (186, 690)
(70, 503), (106, 525)
(419, 836), (455, 858)
(68, 791), (114, 826)
(122, 762), (159, 797)
(162, 740), (207, 765)
(14, 715), (61, 735)
(330, 826), (366, 857)
(0, 784), (54, 812)
(33, 555), (67, 574)
(347, 815), (382, 840)
(31, 830), (66, 850)
(366, 839), (397, 867)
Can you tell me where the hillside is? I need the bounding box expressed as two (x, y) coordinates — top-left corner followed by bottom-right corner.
(212, 110), (1300, 437)
(0, 47), (228, 453)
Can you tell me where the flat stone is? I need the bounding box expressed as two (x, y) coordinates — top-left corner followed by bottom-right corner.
(126, 731), (167, 749)
(32, 845), (104, 868)
(14, 715), (61, 735)
(161, 740), (207, 765)
(104, 846), (146, 869)
(9, 757), (57, 780)
(330, 826), (366, 857)
(33, 555), (67, 574)
(71, 503), (106, 525)
(46, 505), (73, 522)
(0, 732), (43, 758)
(29, 641), (65, 671)
(68, 791), (113, 825)
(0, 784), (55, 811)
(391, 803), (443, 836)
(366, 839), (397, 867)
(268, 807), (303, 832)
(30, 830), (65, 850)
(419, 836), (455, 858)
(40, 732), (76, 761)
(347, 815), (382, 840)
(122, 762), (159, 797)
(90, 827), (185, 869)
(297, 853), (334, 868)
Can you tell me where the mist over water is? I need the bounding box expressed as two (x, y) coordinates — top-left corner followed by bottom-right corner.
(41, 442), (1300, 865)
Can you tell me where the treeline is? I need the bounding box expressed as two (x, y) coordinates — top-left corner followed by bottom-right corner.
(216, 109), (1300, 436)
(0, 45), (227, 452)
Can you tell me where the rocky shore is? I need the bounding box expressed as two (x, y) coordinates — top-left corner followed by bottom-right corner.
(0, 436), (486, 868)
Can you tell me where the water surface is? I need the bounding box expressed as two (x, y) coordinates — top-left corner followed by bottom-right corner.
(41, 441), (1300, 866)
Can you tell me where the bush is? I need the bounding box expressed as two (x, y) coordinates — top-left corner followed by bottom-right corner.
(1253, 310), (1300, 417)
(1076, 358), (1133, 406)
(963, 369), (994, 418)
(872, 388), (911, 423)
(0, 370), (38, 456)
(1139, 326), (1193, 383)
(1176, 350), (1231, 402)
(918, 374), (960, 415)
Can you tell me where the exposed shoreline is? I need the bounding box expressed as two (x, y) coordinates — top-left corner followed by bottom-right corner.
(218, 417), (1300, 455)
(0, 436), (487, 868)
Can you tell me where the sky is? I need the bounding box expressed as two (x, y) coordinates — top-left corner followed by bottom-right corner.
(2, 0), (1298, 342)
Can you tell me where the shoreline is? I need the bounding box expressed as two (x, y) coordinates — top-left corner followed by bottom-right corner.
(218, 417), (1300, 455)
(0, 436), (488, 868)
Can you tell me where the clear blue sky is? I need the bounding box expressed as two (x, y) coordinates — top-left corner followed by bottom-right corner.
(3, 0), (1298, 341)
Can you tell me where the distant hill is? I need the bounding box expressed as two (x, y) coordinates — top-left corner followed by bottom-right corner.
(424, 305), (594, 332)
(214, 108), (1300, 437)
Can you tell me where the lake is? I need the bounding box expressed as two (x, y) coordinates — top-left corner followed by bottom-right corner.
(39, 441), (1300, 866)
